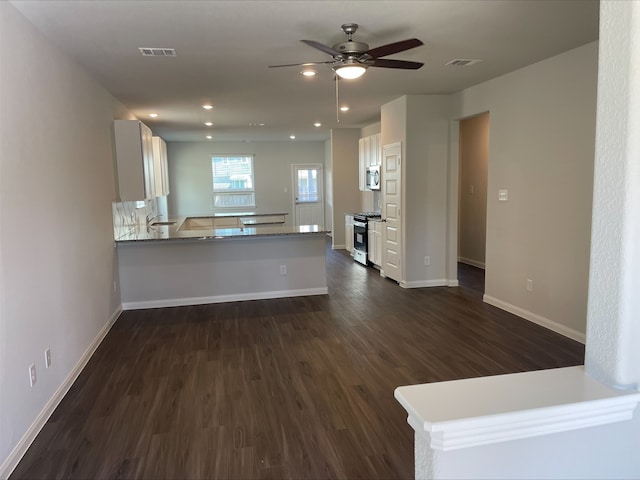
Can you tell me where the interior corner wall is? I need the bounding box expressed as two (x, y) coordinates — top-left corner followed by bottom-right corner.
(458, 113), (489, 268)
(323, 139), (333, 236)
(330, 128), (361, 249)
(450, 41), (598, 340)
(1, 2), (125, 473)
(166, 141), (326, 226)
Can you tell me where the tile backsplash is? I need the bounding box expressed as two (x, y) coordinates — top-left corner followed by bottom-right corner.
(112, 198), (159, 240)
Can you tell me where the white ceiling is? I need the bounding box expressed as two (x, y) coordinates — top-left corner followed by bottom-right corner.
(10, 0), (599, 142)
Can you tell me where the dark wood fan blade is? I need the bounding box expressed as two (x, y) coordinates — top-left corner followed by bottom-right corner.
(371, 58), (424, 70)
(365, 38), (423, 59)
(301, 39), (341, 57)
(268, 61), (334, 68)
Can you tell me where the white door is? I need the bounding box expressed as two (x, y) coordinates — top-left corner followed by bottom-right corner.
(382, 143), (402, 282)
(293, 164), (324, 227)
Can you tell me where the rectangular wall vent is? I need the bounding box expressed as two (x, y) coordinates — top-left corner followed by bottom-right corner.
(138, 47), (176, 57)
(446, 59), (483, 67)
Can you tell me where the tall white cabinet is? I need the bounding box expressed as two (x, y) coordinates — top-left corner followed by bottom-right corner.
(114, 120), (155, 201)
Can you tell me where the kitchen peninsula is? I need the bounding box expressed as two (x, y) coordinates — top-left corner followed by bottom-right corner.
(115, 213), (328, 309)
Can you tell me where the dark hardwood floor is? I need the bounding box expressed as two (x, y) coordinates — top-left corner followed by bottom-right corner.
(457, 262), (485, 297)
(11, 240), (584, 479)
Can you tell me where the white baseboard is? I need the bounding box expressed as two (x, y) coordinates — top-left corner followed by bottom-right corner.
(332, 244), (346, 250)
(401, 279), (450, 289)
(448, 280), (460, 287)
(483, 295), (586, 344)
(122, 287), (329, 310)
(458, 257), (486, 269)
(0, 307), (123, 479)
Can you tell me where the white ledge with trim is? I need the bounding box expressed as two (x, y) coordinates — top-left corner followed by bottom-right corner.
(394, 366), (640, 478)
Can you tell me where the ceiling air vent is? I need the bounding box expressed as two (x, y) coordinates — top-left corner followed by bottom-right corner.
(446, 59), (483, 67)
(138, 47), (176, 57)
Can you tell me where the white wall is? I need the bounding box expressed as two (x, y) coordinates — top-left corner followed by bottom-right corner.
(166, 141), (326, 226)
(405, 95), (452, 286)
(329, 129), (361, 249)
(323, 138), (333, 236)
(450, 42), (598, 341)
(0, 2), (125, 474)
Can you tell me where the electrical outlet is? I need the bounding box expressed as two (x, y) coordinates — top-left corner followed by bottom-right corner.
(526, 279), (533, 292)
(280, 265), (287, 275)
(29, 364), (37, 387)
(45, 348), (52, 368)
(424, 256), (431, 266)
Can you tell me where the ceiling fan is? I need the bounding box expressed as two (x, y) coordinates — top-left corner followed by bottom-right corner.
(269, 23), (424, 79)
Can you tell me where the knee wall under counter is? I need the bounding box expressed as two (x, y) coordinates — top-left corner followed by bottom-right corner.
(116, 234), (328, 309)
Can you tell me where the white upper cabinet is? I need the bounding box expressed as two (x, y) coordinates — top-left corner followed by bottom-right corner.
(358, 132), (382, 191)
(114, 120), (155, 201)
(152, 136), (170, 197)
(358, 138), (366, 191)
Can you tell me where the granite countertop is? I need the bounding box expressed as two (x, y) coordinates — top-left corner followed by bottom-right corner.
(115, 214), (327, 243)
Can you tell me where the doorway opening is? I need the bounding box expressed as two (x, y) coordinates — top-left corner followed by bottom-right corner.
(457, 112), (489, 295)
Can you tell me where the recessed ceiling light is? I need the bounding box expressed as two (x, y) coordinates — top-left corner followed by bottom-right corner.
(202, 104), (213, 110)
(301, 69), (317, 77)
(149, 113), (159, 118)
(314, 122), (322, 127)
(206, 135), (213, 140)
(289, 135), (296, 140)
(204, 122), (213, 126)
(258, 123), (265, 126)
(340, 106), (350, 112)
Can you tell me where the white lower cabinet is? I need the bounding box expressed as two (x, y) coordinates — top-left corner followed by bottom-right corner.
(368, 220), (382, 267)
(345, 214), (354, 253)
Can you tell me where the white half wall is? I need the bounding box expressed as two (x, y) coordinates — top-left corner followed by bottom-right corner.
(0, 2), (125, 474)
(117, 235), (328, 308)
(450, 42), (598, 337)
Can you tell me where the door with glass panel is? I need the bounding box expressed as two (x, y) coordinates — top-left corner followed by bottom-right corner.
(292, 164), (324, 228)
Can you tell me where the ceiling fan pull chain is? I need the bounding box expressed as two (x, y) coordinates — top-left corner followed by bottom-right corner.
(335, 75), (340, 123)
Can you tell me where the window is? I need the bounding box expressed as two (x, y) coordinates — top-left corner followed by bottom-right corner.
(211, 155), (255, 208)
(296, 168), (319, 203)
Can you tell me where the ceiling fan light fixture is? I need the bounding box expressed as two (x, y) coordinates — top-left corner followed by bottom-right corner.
(333, 61), (367, 80)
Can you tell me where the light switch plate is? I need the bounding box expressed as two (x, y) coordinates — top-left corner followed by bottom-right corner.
(498, 189), (509, 201)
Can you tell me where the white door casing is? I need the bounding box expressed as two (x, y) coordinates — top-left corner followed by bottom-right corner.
(292, 164), (324, 228)
(382, 143), (402, 282)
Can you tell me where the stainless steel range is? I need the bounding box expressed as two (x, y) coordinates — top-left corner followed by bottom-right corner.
(353, 212), (381, 265)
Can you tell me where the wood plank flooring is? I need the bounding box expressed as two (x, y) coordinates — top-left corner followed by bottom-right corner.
(10, 240), (584, 479)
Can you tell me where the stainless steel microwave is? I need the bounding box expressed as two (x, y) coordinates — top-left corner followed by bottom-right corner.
(366, 165), (380, 190)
